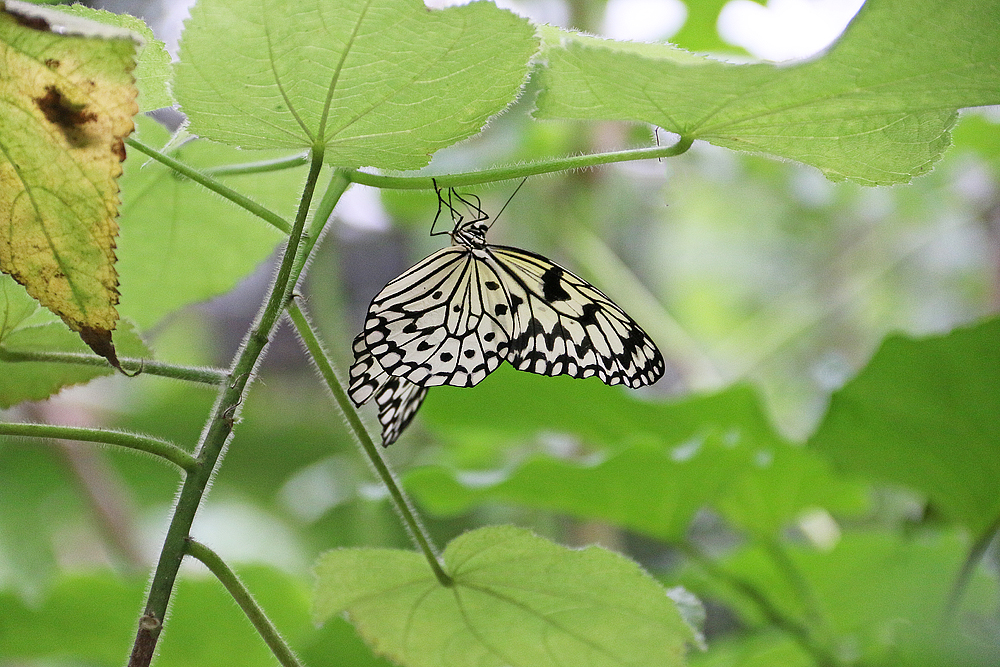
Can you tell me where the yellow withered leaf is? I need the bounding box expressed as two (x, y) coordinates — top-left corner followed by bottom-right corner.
(0, 2), (138, 369)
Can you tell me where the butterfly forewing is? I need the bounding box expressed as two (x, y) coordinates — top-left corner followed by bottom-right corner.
(490, 246), (665, 388)
(363, 246), (513, 388)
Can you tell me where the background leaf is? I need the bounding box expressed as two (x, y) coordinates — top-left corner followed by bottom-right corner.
(174, 0), (539, 169)
(810, 316), (1000, 538)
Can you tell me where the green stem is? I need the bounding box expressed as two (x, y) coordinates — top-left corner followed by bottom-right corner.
(947, 514), (1000, 616)
(289, 169), (350, 292)
(680, 543), (839, 667)
(184, 539), (303, 667)
(125, 137), (292, 234)
(0, 422), (196, 472)
(203, 153), (309, 177)
(0, 347), (225, 385)
(763, 538), (832, 644)
(346, 136), (693, 190)
(127, 147), (327, 667)
(287, 301), (452, 587)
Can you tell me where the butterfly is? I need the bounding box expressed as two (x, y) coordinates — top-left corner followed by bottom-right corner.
(348, 182), (664, 445)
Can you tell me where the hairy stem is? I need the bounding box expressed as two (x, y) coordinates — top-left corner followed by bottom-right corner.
(127, 147), (327, 667)
(347, 136), (693, 191)
(0, 422), (196, 472)
(287, 302), (452, 587)
(0, 347), (225, 385)
(125, 137), (292, 234)
(185, 539), (303, 667)
(203, 152), (309, 177)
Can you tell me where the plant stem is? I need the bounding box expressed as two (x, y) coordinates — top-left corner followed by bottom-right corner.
(0, 422), (196, 472)
(287, 302), (452, 587)
(289, 169), (350, 292)
(947, 514), (1000, 616)
(346, 136), (693, 191)
(184, 539), (304, 667)
(127, 147), (327, 667)
(680, 543), (840, 667)
(125, 137), (292, 234)
(0, 348), (225, 385)
(203, 152), (309, 177)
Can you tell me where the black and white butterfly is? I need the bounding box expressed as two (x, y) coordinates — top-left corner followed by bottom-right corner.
(349, 183), (664, 445)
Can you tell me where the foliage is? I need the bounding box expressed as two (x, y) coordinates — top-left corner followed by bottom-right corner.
(1, 0), (999, 666)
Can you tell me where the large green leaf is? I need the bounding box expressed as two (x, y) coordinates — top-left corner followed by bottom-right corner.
(535, 0), (1000, 185)
(314, 526), (695, 667)
(174, 0), (538, 169)
(810, 316), (1000, 538)
(407, 437), (753, 543)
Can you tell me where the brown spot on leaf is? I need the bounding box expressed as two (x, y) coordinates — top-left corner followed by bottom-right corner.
(34, 85), (98, 147)
(45, 58), (60, 69)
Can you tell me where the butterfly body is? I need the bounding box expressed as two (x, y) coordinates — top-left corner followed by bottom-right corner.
(349, 185), (665, 445)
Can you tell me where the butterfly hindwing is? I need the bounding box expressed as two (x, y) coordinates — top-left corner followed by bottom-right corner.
(349, 333), (428, 446)
(362, 246), (513, 388)
(489, 245), (665, 388)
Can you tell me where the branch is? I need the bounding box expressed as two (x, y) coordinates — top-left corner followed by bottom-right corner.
(0, 347), (225, 385)
(0, 422), (197, 472)
(346, 135), (693, 190)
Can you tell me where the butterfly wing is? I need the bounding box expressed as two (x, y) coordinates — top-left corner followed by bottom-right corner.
(362, 246), (513, 388)
(488, 245), (665, 388)
(349, 333), (428, 446)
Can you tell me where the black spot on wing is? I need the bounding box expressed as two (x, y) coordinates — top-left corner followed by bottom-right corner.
(541, 266), (571, 302)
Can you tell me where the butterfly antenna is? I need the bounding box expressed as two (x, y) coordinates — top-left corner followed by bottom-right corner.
(488, 177), (527, 230)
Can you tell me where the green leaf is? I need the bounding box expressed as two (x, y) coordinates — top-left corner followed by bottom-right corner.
(116, 117), (290, 329)
(407, 437), (753, 543)
(535, 0), (1000, 185)
(714, 443), (867, 538)
(43, 3), (174, 110)
(0, 3), (139, 364)
(175, 0), (538, 169)
(810, 316), (1000, 537)
(314, 526), (695, 667)
(0, 276), (149, 408)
